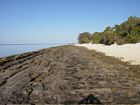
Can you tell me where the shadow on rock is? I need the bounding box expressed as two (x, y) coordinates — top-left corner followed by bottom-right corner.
(79, 94), (102, 104)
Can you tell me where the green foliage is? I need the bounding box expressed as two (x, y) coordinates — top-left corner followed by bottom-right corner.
(91, 32), (101, 43)
(78, 16), (140, 45)
(100, 27), (117, 45)
(115, 16), (140, 44)
(92, 27), (118, 45)
(78, 32), (92, 44)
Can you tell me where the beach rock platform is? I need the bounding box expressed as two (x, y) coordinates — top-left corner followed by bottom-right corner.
(0, 45), (140, 104)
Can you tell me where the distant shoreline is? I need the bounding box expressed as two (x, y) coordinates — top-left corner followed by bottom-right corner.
(0, 44), (67, 58)
(0, 43), (68, 45)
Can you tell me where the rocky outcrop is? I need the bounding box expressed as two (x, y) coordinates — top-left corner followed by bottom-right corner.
(0, 45), (140, 104)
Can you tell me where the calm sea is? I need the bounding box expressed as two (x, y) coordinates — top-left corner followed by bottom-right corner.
(0, 44), (65, 58)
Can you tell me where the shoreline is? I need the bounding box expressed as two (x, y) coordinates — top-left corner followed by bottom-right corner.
(0, 44), (66, 58)
(75, 43), (140, 65)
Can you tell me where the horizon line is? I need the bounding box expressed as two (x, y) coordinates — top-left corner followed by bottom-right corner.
(0, 43), (76, 45)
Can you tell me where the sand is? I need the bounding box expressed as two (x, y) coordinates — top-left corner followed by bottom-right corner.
(75, 43), (140, 65)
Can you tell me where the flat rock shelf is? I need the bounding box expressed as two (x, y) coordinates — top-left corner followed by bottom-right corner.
(0, 45), (140, 104)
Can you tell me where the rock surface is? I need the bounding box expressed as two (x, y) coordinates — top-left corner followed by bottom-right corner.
(0, 45), (140, 104)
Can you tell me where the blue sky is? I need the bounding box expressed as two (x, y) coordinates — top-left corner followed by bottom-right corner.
(0, 0), (140, 44)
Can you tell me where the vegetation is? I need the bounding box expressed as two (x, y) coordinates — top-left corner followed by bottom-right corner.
(78, 32), (92, 44)
(78, 16), (140, 45)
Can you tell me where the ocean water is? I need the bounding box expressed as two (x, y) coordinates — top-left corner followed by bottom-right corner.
(0, 44), (65, 58)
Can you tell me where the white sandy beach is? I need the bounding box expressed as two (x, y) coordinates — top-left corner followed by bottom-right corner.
(75, 43), (140, 65)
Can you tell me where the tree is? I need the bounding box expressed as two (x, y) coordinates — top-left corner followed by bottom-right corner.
(115, 16), (140, 44)
(91, 32), (101, 43)
(78, 32), (92, 44)
(77, 16), (140, 45)
(99, 27), (117, 45)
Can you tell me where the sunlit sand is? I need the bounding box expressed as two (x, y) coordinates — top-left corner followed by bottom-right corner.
(75, 43), (140, 65)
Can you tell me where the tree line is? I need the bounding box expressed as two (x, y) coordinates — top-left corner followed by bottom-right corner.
(78, 16), (140, 45)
